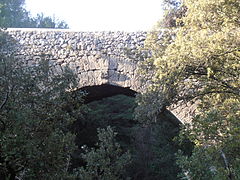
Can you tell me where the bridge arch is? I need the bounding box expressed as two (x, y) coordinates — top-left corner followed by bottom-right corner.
(3, 28), (190, 123)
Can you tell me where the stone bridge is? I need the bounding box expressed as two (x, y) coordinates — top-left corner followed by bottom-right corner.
(2, 28), (193, 124)
(4, 28), (150, 92)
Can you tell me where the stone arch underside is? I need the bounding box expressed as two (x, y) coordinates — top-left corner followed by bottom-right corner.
(80, 84), (137, 103)
(74, 56), (143, 92)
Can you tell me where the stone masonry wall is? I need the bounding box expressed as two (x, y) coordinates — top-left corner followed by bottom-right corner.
(4, 28), (150, 92)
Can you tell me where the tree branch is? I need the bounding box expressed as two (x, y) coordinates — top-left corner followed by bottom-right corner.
(0, 85), (14, 110)
(0, 92), (9, 110)
(0, 85), (14, 131)
(220, 150), (233, 180)
(210, 76), (240, 96)
(212, 48), (240, 58)
(184, 66), (240, 96)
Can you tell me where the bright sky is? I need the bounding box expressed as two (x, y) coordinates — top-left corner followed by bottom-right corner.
(25, 0), (164, 31)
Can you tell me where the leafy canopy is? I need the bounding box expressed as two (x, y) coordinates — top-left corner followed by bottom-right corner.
(0, 0), (68, 28)
(76, 126), (131, 180)
(0, 31), (84, 179)
(142, 0), (240, 179)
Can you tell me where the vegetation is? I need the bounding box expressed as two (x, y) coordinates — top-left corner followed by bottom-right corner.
(70, 94), (182, 180)
(0, 2), (69, 178)
(76, 126), (131, 180)
(0, 0), (68, 28)
(70, 95), (136, 171)
(140, 0), (240, 179)
(129, 118), (184, 180)
(0, 31), (84, 179)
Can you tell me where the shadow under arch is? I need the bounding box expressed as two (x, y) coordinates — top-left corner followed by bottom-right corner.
(79, 83), (181, 126)
(79, 84), (137, 104)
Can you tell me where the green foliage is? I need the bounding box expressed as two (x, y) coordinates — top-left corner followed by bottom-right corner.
(0, 0), (31, 28)
(159, 0), (186, 28)
(73, 93), (184, 179)
(0, 0), (68, 28)
(141, 0), (240, 179)
(0, 32), (83, 179)
(86, 94), (136, 128)
(151, 0), (240, 104)
(31, 13), (69, 29)
(71, 94), (136, 173)
(76, 126), (131, 180)
(150, 121), (181, 180)
(134, 85), (188, 179)
(73, 94), (136, 149)
(177, 97), (240, 179)
(134, 91), (168, 124)
(130, 120), (183, 180)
